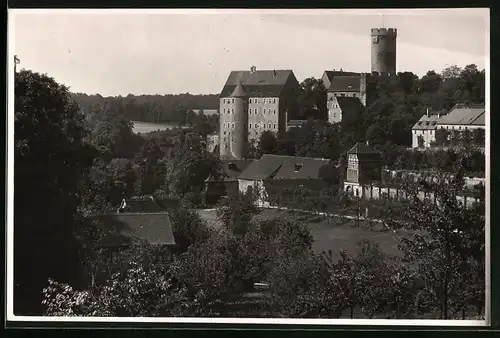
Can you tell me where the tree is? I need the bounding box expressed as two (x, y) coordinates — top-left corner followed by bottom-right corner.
(14, 70), (96, 314)
(216, 191), (260, 236)
(417, 135), (425, 148)
(386, 173), (485, 319)
(258, 130), (278, 155)
(170, 208), (212, 253)
(298, 77), (327, 119)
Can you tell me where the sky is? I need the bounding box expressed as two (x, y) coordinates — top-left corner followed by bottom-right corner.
(10, 8), (489, 96)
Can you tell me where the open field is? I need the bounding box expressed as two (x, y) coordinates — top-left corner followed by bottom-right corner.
(195, 208), (410, 261)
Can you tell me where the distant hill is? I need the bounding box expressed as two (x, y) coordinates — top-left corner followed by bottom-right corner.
(71, 93), (219, 124)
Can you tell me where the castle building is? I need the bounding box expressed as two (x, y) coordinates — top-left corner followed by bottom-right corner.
(371, 28), (397, 74)
(326, 74), (368, 123)
(219, 66), (301, 159)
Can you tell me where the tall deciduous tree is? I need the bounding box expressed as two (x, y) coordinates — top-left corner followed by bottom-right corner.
(15, 70), (95, 314)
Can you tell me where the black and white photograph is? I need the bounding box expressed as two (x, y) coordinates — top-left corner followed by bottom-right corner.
(7, 8), (490, 325)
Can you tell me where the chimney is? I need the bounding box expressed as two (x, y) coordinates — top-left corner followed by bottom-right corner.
(250, 66), (256, 73)
(273, 69), (276, 77)
(340, 68), (343, 74)
(426, 108), (430, 117)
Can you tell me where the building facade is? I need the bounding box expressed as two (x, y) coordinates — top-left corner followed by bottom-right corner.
(219, 67), (301, 159)
(371, 28), (398, 74)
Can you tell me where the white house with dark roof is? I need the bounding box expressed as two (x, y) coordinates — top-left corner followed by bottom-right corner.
(411, 109), (440, 148)
(411, 104), (485, 148)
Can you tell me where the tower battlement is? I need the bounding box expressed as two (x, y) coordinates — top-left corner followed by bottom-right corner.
(371, 28), (397, 37)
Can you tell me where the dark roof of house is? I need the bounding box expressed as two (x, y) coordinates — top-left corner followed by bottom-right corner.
(93, 212), (176, 248)
(348, 142), (382, 155)
(412, 114), (440, 130)
(220, 69), (294, 97)
(328, 75), (362, 92)
(437, 104), (485, 126)
(238, 154), (330, 180)
(336, 96), (365, 115)
(323, 70), (361, 83)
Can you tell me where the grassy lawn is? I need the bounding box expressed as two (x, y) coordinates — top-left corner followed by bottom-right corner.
(196, 208), (410, 261)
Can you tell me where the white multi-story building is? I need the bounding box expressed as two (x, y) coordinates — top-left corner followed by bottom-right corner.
(411, 104), (485, 148)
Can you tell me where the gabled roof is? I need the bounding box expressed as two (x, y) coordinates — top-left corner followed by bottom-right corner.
(238, 154), (330, 180)
(348, 142), (382, 155)
(336, 96), (365, 115)
(93, 212), (176, 248)
(328, 75), (362, 92)
(412, 114), (440, 130)
(323, 70), (360, 83)
(220, 69), (295, 97)
(437, 104), (485, 126)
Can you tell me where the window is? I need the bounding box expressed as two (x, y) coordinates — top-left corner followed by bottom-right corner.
(353, 93), (357, 97)
(274, 109), (276, 114)
(224, 131), (226, 135)
(223, 122), (226, 128)
(232, 99), (235, 104)
(273, 123), (276, 129)
(249, 109), (252, 114)
(232, 122), (235, 129)
(249, 99), (252, 104)
(264, 109), (267, 114)
(341, 93), (345, 97)
(249, 124), (252, 129)
(232, 109), (234, 113)
(273, 98), (276, 103)
(223, 99), (226, 104)
(268, 123), (271, 129)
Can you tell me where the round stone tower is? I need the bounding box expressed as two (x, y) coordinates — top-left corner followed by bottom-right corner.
(371, 28), (397, 75)
(228, 81), (248, 159)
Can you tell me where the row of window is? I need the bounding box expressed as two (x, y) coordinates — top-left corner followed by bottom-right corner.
(222, 108), (277, 114)
(251, 108), (276, 114)
(222, 122), (277, 130)
(330, 93), (357, 99)
(222, 98), (278, 104)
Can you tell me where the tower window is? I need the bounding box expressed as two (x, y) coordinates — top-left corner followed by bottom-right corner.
(273, 123), (276, 129)
(264, 109), (267, 114)
(232, 122), (235, 129)
(268, 123), (271, 129)
(249, 124), (252, 129)
(273, 98), (276, 103)
(223, 99), (226, 104)
(274, 109), (276, 114)
(232, 109), (234, 113)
